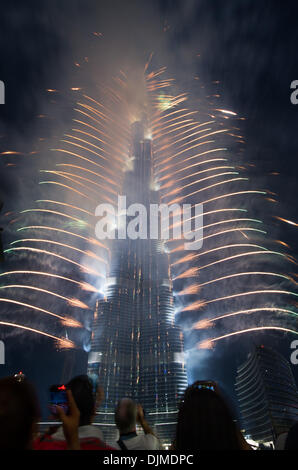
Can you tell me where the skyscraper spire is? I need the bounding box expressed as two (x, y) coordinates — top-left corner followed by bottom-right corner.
(88, 121), (187, 445)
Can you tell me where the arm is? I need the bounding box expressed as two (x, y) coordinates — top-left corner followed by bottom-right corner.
(91, 385), (105, 423)
(237, 428), (252, 450)
(137, 404), (157, 438)
(56, 390), (81, 450)
(95, 385), (105, 409)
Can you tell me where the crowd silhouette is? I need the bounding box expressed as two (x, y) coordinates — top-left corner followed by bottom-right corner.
(0, 374), (297, 450)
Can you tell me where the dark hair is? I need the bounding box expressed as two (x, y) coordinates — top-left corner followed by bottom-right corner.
(115, 398), (137, 434)
(284, 422), (298, 450)
(66, 375), (95, 426)
(0, 376), (40, 449)
(175, 385), (241, 450)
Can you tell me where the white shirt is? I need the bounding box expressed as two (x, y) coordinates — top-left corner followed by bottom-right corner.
(275, 432), (288, 450)
(114, 433), (161, 450)
(52, 424), (104, 442)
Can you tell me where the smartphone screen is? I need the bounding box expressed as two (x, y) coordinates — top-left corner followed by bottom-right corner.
(193, 381), (216, 391)
(49, 385), (68, 415)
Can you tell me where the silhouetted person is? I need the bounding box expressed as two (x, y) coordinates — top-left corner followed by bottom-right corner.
(114, 398), (160, 449)
(0, 375), (84, 450)
(34, 375), (114, 450)
(0, 376), (40, 449)
(284, 422), (298, 450)
(275, 431), (288, 450)
(174, 382), (251, 450)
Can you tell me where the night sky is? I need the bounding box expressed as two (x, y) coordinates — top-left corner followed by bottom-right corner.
(0, 0), (298, 418)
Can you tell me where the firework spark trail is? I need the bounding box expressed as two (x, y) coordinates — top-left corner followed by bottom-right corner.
(0, 270), (98, 292)
(157, 144), (221, 175)
(188, 217), (263, 233)
(72, 120), (128, 154)
(1, 76), (133, 346)
(70, 128), (126, 158)
(169, 208), (248, 232)
(152, 110), (199, 128)
(39, 180), (96, 203)
(63, 133), (116, 158)
(161, 171), (240, 197)
(275, 216), (298, 227)
(196, 271), (291, 287)
(39, 173), (117, 205)
(174, 284), (201, 296)
(4, 246), (105, 277)
(0, 298), (81, 327)
(145, 66), (298, 347)
(0, 321), (74, 348)
(170, 243), (269, 264)
(203, 289), (298, 304)
(10, 238), (107, 264)
(198, 327), (298, 350)
(156, 130), (229, 167)
(153, 119), (195, 137)
(182, 290), (298, 313)
(73, 108), (128, 147)
(153, 119), (211, 141)
(55, 164), (119, 187)
(181, 300), (206, 312)
(35, 199), (94, 216)
(168, 177), (250, 205)
(161, 165), (236, 189)
(40, 170), (118, 196)
(193, 307), (298, 330)
(78, 99), (129, 135)
(17, 226), (109, 251)
(20, 208), (90, 226)
(61, 139), (112, 163)
(173, 267), (199, 280)
(153, 123), (216, 157)
(167, 228), (267, 247)
(0, 284), (89, 309)
(158, 156), (229, 181)
(197, 250), (286, 271)
(175, 271), (292, 298)
(50, 148), (117, 175)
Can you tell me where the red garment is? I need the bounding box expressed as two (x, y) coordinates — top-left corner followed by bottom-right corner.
(34, 434), (116, 450)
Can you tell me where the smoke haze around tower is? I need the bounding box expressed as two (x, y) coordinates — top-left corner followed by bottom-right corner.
(0, 0), (298, 411)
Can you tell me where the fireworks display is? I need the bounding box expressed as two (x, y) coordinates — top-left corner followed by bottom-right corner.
(145, 65), (298, 351)
(0, 84), (131, 349)
(0, 58), (297, 357)
(1, 2), (298, 455)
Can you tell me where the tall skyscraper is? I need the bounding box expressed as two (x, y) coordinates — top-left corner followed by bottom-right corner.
(235, 345), (298, 444)
(88, 121), (188, 445)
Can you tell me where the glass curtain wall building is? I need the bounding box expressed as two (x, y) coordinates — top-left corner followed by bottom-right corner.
(235, 345), (298, 444)
(88, 121), (188, 444)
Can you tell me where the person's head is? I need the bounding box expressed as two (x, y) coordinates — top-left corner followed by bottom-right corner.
(66, 375), (95, 426)
(175, 382), (242, 450)
(0, 376), (40, 449)
(115, 398), (137, 434)
(285, 422), (298, 450)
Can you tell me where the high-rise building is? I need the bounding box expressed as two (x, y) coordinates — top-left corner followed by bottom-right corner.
(88, 121), (188, 445)
(235, 345), (298, 444)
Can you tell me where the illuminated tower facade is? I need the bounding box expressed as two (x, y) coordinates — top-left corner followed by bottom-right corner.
(235, 345), (298, 445)
(88, 121), (188, 445)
